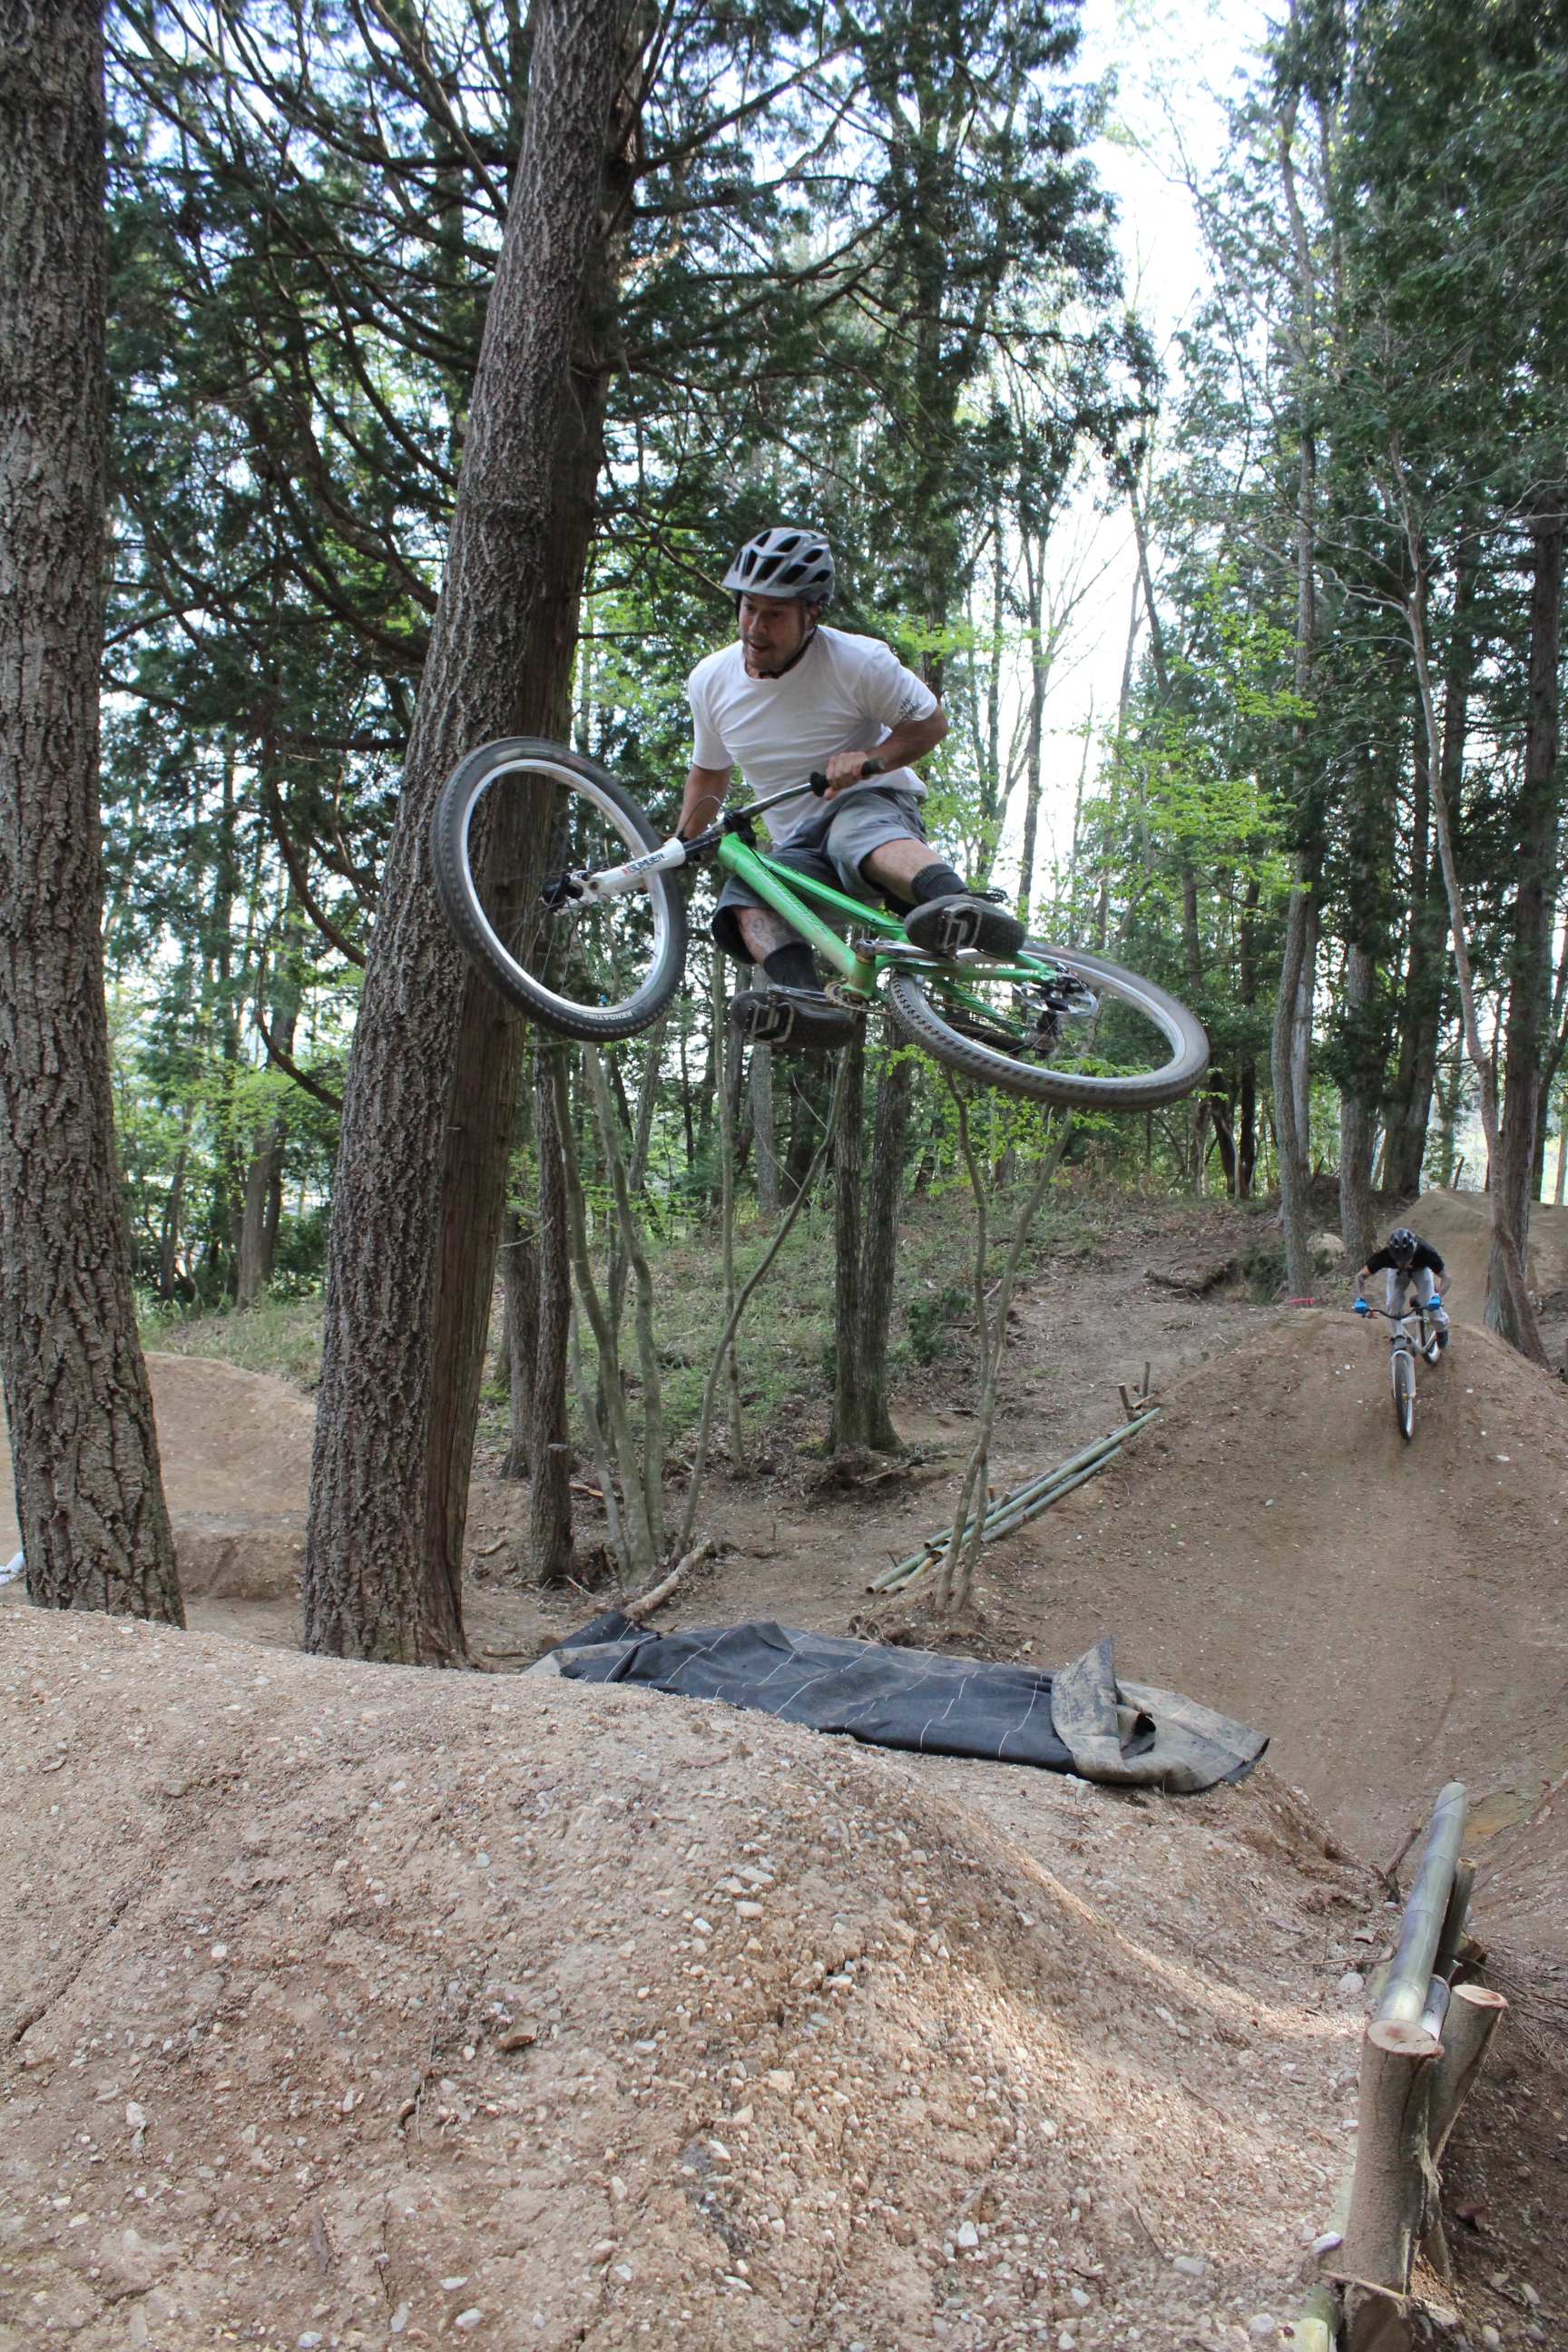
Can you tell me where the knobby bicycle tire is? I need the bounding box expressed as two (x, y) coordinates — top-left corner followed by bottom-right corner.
(1392, 1348), (1416, 1441)
(886, 942), (1209, 1108)
(430, 737), (687, 1044)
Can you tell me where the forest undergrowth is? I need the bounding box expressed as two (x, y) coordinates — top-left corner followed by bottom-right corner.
(138, 1176), (1290, 1453)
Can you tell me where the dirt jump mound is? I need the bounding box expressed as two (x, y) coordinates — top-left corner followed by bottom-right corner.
(3, 1607), (1395, 2352)
(0, 1354), (314, 1602)
(990, 1308), (1568, 1908)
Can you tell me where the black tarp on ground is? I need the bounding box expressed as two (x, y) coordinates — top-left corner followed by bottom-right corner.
(531, 1617), (1267, 1795)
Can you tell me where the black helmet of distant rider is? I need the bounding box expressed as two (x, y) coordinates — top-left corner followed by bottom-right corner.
(1386, 1227), (1418, 1263)
(721, 527), (835, 608)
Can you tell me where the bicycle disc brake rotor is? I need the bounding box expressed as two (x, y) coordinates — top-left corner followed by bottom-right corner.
(932, 968), (1092, 1063)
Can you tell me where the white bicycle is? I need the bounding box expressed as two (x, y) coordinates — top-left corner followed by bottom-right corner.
(1355, 1299), (1445, 1442)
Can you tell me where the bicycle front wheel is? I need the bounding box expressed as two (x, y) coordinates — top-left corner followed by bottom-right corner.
(886, 942), (1209, 1107)
(430, 738), (686, 1043)
(1392, 1348), (1416, 1441)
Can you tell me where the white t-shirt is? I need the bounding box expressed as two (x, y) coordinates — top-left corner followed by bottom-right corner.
(687, 625), (938, 844)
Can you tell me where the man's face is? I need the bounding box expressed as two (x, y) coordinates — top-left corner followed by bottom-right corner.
(739, 593), (818, 676)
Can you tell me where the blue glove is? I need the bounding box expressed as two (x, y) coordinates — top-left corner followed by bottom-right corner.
(1353, 1298), (1369, 1315)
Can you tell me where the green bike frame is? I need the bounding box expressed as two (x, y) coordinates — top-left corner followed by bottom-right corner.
(713, 825), (1047, 1026)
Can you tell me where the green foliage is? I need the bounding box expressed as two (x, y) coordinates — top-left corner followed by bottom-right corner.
(906, 1284), (968, 1363)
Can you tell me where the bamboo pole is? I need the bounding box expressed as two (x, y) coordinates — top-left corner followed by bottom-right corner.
(1376, 1782), (1467, 2029)
(1433, 1859), (1475, 1980)
(1289, 2283), (1341, 2352)
(866, 1409), (1161, 1592)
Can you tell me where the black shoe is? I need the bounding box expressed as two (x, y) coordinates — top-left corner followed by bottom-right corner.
(728, 987), (859, 1052)
(1436, 1327), (1449, 1349)
(905, 893), (1027, 958)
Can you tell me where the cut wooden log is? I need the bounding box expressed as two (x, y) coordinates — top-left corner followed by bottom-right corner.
(1341, 2018), (1442, 2301)
(1427, 1984), (1508, 2161)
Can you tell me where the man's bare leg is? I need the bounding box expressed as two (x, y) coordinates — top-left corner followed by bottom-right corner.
(737, 833), (1021, 973)
(736, 904), (800, 963)
(734, 837), (930, 966)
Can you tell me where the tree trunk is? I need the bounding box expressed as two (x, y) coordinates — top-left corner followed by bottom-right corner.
(1486, 468), (1565, 1347)
(1237, 868), (1260, 1198)
(1272, 86), (1320, 1297)
(237, 919), (304, 1308)
(1339, 732), (1396, 1264)
(750, 1040), (780, 1217)
(784, 1054), (828, 1201)
(1385, 565), (1470, 1198)
(1015, 529), (1048, 923)
(858, 1048), (915, 1452)
(1396, 487), (1544, 1357)
(235, 1122), (280, 1310)
(0, 0), (181, 1622)
(498, 1203), (537, 1481)
(528, 1045), (573, 1580)
(828, 1032), (867, 1451)
(1273, 878), (1318, 1290)
(303, 0), (631, 1661)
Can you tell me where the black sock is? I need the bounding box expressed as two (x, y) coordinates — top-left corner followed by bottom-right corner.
(908, 860), (969, 906)
(762, 942), (819, 993)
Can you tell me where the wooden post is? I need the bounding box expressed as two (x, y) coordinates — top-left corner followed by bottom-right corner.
(1341, 2018), (1441, 2318)
(1427, 1984), (1508, 2161)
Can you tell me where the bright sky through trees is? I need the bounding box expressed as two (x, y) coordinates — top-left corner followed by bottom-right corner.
(1025, 0), (1272, 880)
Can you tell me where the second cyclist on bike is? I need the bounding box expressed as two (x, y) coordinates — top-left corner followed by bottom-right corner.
(677, 526), (1027, 1052)
(1354, 1226), (1452, 1348)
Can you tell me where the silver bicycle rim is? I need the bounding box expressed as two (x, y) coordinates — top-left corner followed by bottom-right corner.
(458, 752), (671, 1025)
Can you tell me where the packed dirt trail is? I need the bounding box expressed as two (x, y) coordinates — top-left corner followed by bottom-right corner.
(0, 1355), (315, 1600)
(974, 1308), (1568, 1894)
(0, 1606), (1436, 2352)
(5, 1220), (1568, 2345)
(1405, 1190), (1568, 1333)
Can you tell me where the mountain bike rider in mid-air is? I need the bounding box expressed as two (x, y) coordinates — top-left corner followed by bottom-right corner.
(675, 525), (1028, 1052)
(1353, 1226), (1452, 1348)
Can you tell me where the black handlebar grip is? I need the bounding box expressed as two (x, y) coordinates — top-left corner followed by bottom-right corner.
(808, 757), (885, 798)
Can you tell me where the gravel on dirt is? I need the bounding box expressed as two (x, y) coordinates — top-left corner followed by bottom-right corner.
(3, 1608), (1387, 2352)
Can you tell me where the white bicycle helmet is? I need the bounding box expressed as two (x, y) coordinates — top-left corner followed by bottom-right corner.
(721, 526), (834, 605)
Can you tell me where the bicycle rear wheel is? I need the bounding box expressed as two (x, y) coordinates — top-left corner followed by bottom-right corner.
(430, 738), (686, 1043)
(886, 941), (1208, 1107)
(1392, 1347), (1416, 1441)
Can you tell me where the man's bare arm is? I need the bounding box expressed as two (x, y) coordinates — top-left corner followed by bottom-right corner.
(678, 761), (732, 838)
(824, 705), (948, 792)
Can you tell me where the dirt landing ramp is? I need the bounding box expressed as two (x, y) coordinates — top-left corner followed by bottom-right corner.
(1411, 1190), (1568, 1327)
(3, 1608), (1393, 2351)
(991, 1308), (1568, 1922)
(0, 1353), (314, 1600)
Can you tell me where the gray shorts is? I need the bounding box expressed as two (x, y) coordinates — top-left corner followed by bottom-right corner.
(711, 783), (928, 960)
(1386, 1267), (1447, 1321)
